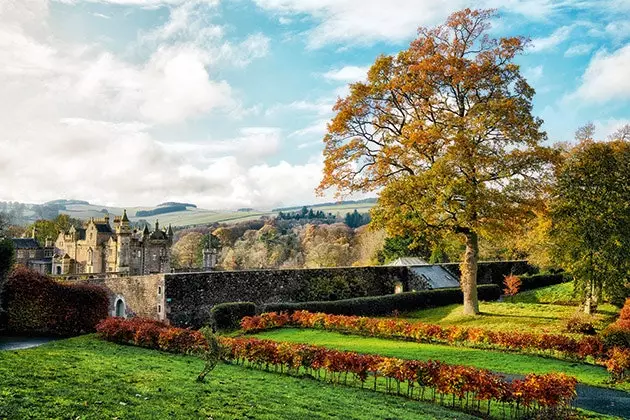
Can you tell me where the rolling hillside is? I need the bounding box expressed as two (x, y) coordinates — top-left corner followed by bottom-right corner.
(6, 199), (377, 228)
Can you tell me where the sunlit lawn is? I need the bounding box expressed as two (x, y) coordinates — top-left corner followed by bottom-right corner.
(0, 335), (477, 420)
(253, 328), (629, 392)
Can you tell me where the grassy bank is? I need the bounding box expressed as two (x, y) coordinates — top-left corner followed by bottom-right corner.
(401, 301), (618, 334)
(0, 335), (476, 420)
(253, 328), (629, 392)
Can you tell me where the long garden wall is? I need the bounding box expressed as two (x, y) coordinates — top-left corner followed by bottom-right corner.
(164, 266), (412, 328)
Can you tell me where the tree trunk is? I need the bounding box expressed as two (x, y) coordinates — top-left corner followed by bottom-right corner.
(583, 279), (595, 315)
(460, 232), (480, 315)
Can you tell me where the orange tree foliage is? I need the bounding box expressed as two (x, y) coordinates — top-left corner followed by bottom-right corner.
(317, 9), (554, 315)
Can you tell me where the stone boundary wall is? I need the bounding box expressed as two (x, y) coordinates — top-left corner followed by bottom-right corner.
(67, 274), (165, 321)
(437, 260), (535, 286)
(164, 266), (412, 328)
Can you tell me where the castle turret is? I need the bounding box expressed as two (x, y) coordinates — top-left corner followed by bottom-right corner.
(167, 224), (174, 240)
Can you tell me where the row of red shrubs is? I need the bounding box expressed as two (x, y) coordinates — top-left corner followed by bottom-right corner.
(3, 267), (109, 335)
(95, 316), (577, 418)
(241, 311), (630, 382)
(96, 317), (207, 354)
(221, 336), (577, 417)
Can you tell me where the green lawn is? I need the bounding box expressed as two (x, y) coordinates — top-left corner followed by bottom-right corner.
(253, 328), (629, 392)
(401, 300), (618, 334)
(0, 335), (477, 420)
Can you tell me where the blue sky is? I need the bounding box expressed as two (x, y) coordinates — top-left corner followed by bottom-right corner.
(1, 0), (629, 209)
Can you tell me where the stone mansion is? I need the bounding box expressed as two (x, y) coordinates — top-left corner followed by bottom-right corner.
(54, 210), (173, 276)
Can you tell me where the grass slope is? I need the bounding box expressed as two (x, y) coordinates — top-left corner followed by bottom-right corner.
(0, 335), (476, 420)
(253, 329), (629, 392)
(402, 301), (618, 334)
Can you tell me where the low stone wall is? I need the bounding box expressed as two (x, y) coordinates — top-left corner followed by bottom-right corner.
(164, 266), (412, 328)
(68, 274), (165, 321)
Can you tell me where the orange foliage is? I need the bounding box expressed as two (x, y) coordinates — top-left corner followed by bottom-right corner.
(503, 274), (522, 296)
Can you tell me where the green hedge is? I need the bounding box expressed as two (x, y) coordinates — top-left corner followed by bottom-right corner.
(210, 302), (256, 330)
(518, 273), (567, 292)
(260, 284), (501, 317)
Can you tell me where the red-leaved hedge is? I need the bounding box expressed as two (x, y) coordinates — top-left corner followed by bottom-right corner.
(241, 311), (630, 383)
(95, 317), (577, 418)
(241, 311), (606, 359)
(96, 317), (207, 354)
(221, 336), (576, 418)
(3, 267), (109, 335)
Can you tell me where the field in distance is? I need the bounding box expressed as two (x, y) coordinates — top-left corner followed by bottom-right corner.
(58, 200), (376, 228)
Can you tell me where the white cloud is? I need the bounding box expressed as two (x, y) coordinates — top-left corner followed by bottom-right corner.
(55, 0), (220, 7)
(323, 65), (369, 83)
(564, 43), (594, 57)
(253, 0), (571, 47)
(0, 0), (313, 209)
(266, 99), (333, 117)
(572, 45), (630, 102)
(605, 20), (630, 42)
(530, 25), (572, 52)
(523, 65), (544, 82)
(290, 119), (328, 138)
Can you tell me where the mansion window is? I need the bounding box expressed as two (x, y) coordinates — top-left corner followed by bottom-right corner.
(29, 250), (36, 258)
(17, 250), (25, 258)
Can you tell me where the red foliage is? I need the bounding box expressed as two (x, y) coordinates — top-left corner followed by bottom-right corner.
(96, 317), (206, 354)
(4, 266), (109, 335)
(219, 336), (577, 415)
(503, 274), (522, 296)
(241, 311), (607, 361)
(604, 347), (630, 382)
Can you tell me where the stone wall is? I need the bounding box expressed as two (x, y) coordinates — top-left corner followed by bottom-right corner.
(69, 274), (165, 321)
(437, 260), (535, 286)
(164, 266), (411, 327)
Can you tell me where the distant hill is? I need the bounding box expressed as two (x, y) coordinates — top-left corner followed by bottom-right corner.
(2, 198), (378, 228)
(44, 199), (90, 206)
(157, 202), (197, 208)
(273, 198), (377, 212)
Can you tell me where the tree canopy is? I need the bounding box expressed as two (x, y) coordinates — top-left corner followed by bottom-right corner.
(550, 137), (630, 312)
(318, 8), (554, 314)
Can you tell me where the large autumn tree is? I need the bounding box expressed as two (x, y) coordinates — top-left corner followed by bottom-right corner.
(318, 9), (554, 315)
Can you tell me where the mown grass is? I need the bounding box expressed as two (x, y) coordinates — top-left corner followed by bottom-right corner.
(401, 300), (618, 334)
(0, 335), (478, 420)
(253, 328), (630, 392)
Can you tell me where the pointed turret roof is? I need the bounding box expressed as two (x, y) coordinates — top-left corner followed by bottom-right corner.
(167, 224), (174, 236)
(143, 224), (150, 235)
(122, 209), (129, 222)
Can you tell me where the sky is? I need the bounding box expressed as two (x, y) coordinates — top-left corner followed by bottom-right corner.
(0, 0), (629, 210)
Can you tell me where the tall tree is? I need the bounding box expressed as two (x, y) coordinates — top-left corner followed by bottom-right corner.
(550, 138), (630, 313)
(318, 9), (553, 314)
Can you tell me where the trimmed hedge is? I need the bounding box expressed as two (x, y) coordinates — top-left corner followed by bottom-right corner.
(260, 284), (501, 317)
(518, 273), (567, 292)
(3, 266), (109, 335)
(209, 302), (256, 330)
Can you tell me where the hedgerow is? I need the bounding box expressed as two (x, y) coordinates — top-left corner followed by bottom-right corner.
(3, 267), (108, 335)
(241, 311), (630, 383)
(261, 285), (501, 317)
(96, 317), (578, 419)
(96, 317), (207, 354)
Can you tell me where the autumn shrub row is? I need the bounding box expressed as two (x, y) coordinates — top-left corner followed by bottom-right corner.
(2, 267), (109, 335)
(219, 336), (577, 418)
(261, 284), (501, 317)
(96, 317), (207, 354)
(242, 311), (603, 357)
